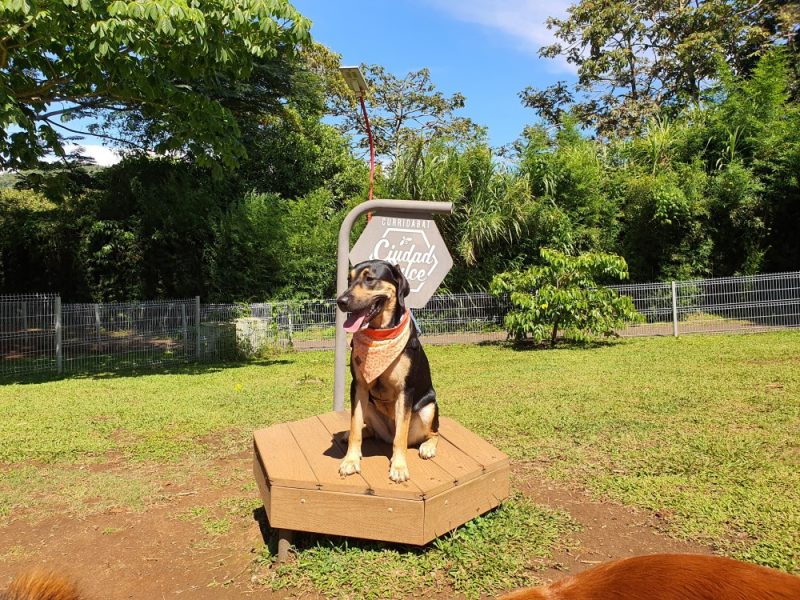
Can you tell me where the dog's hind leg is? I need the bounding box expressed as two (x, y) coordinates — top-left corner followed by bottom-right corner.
(410, 402), (439, 459)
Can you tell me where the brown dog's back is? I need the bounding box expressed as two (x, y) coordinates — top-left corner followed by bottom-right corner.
(2, 570), (81, 600)
(501, 554), (800, 600)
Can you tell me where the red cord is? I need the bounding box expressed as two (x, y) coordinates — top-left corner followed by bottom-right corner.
(359, 93), (375, 206)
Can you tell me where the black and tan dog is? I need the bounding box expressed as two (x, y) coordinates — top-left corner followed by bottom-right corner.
(336, 259), (439, 483)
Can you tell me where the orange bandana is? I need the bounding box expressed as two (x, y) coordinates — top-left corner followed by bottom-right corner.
(351, 310), (412, 383)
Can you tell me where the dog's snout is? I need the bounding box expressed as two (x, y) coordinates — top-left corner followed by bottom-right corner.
(336, 295), (351, 311)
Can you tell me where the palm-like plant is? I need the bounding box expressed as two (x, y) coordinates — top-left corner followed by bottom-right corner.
(386, 141), (533, 267)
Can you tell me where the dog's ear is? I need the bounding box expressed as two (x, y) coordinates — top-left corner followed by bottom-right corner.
(388, 263), (410, 305)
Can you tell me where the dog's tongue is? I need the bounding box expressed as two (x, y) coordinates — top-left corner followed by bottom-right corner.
(343, 312), (367, 333)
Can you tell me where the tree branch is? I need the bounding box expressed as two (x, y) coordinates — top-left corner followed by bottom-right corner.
(43, 118), (147, 152)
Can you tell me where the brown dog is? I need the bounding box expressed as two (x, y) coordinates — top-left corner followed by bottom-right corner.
(500, 554), (800, 600)
(1, 570), (81, 600)
(336, 259), (439, 483)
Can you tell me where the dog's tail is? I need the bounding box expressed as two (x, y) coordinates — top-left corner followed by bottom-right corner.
(2, 570), (81, 600)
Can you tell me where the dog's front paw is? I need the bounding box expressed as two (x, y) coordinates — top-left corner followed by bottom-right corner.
(419, 438), (438, 459)
(339, 456), (361, 477)
(389, 457), (410, 483)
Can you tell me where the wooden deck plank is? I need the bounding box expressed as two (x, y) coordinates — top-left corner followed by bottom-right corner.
(429, 436), (484, 485)
(437, 417), (509, 471)
(399, 448), (457, 498)
(269, 486), (425, 545)
(423, 464), (511, 542)
(317, 411), (426, 500)
(286, 415), (371, 495)
(316, 411), (476, 497)
(315, 410), (350, 438)
(253, 423), (318, 490)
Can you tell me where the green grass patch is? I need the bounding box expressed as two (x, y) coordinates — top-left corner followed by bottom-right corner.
(433, 333), (800, 572)
(0, 357), (332, 464)
(0, 463), (165, 520)
(1, 330), (798, 594)
(264, 494), (575, 599)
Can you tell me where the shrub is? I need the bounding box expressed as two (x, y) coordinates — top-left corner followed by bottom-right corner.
(490, 249), (641, 346)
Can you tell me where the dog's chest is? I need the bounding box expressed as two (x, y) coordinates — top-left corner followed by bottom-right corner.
(362, 354), (410, 417)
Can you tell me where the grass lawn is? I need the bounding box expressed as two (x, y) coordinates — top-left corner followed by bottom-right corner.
(1, 331), (798, 596)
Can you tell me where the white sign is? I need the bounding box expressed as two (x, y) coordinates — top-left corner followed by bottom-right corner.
(349, 211), (453, 308)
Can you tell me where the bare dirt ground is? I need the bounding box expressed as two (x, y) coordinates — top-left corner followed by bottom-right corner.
(515, 475), (710, 585)
(0, 453), (711, 599)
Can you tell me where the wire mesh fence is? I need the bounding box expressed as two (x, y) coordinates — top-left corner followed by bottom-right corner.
(0, 294), (58, 375)
(1, 271), (799, 378)
(612, 271), (800, 337)
(61, 299), (199, 373)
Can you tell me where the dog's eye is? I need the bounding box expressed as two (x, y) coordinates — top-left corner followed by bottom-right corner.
(365, 275), (375, 283)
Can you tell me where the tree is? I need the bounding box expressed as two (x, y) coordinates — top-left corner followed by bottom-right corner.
(233, 43), (368, 203)
(517, 119), (619, 253)
(490, 249), (641, 346)
(0, 0), (310, 169)
(0, 187), (86, 296)
(522, 0), (799, 136)
(384, 140), (539, 289)
(332, 65), (485, 161)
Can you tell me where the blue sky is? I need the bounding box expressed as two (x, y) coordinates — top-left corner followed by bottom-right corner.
(293, 0), (574, 148)
(65, 1), (574, 165)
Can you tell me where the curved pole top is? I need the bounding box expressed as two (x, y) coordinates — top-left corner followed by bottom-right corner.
(340, 199), (453, 235)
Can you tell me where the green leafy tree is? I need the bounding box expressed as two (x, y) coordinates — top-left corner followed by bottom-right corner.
(207, 191), (286, 302)
(517, 119), (618, 253)
(0, 0), (310, 168)
(234, 44), (368, 203)
(0, 187), (85, 295)
(333, 65), (485, 161)
(617, 165), (713, 281)
(383, 140), (551, 290)
(85, 156), (237, 300)
(490, 249), (640, 346)
(523, 0), (798, 135)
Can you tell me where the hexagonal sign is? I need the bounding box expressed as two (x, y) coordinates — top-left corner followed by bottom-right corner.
(350, 210), (453, 308)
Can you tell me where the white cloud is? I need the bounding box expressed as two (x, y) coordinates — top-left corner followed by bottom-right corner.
(425, 0), (573, 72)
(52, 144), (124, 167)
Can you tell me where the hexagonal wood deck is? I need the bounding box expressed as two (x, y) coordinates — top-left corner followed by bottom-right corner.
(253, 411), (510, 547)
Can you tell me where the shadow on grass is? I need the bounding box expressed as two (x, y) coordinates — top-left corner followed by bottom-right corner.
(478, 337), (621, 352)
(0, 358), (294, 385)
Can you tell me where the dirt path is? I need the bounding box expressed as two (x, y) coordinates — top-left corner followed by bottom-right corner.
(516, 476), (711, 585)
(0, 452), (269, 599)
(0, 455), (712, 598)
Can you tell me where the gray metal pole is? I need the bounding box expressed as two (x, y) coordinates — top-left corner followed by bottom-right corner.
(333, 199), (453, 411)
(195, 296), (201, 360)
(94, 304), (102, 352)
(54, 295), (63, 374)
(181, 303), (188, 359)
(671, 281), (679, 337)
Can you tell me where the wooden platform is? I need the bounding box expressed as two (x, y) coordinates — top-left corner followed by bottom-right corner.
(253, 411), (510, 546)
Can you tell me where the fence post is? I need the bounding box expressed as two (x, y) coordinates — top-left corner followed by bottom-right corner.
(195, 296), (201, 361)
(181, 303), (188, 360)
(94, 304), (102, 352)
(671, 281), (679, 337)
(287, 303), (294, 347)
(55, 295), (63, 374)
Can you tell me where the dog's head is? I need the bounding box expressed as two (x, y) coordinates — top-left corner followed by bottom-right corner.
(337, 260), (410, 332)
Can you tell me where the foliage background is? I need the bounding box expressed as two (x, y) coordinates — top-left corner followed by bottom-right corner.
(1, 4), (798, 302)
